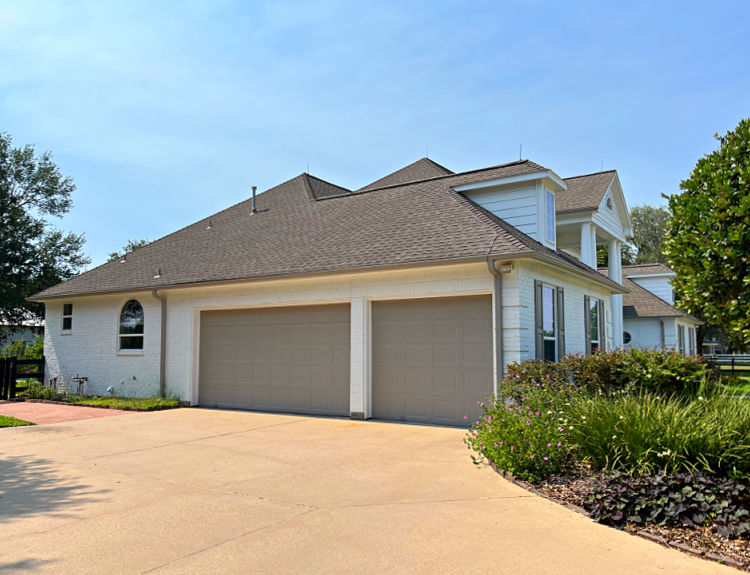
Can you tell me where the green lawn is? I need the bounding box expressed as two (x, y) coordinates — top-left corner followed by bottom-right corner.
(65, 395), (181, 410)
(721, 370), (750, 395)
(0, 415), (35, 428)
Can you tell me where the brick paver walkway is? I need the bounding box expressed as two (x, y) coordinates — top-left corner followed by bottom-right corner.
(0, 400), (130, 424)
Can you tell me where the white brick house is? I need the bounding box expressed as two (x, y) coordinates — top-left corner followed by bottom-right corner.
(34, 157), (664, 426)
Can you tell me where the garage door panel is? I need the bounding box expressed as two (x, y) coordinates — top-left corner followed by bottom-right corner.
(199, 304), (350, 416)
(372, 296), (492, 426)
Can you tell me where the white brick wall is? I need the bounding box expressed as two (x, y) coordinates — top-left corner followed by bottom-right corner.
(43, 259), (620, 407)
(45, 292), (162, 397)
(516, 262), (614, 361)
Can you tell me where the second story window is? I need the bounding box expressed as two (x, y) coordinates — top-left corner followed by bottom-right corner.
(62, 303), (73, 331)
(546, 191), (555, 242)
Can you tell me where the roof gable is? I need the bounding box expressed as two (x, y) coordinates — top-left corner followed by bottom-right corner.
(359, 157), (453, 191)
(558, 171), (615, 213)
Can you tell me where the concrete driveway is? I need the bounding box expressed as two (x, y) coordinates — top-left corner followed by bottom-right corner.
(0, 409), (737, 574)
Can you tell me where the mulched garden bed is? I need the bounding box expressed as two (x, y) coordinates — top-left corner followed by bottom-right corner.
(491, 463), (749, 571)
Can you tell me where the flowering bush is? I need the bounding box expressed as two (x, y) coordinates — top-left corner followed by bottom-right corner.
(465, 374), (578, 481)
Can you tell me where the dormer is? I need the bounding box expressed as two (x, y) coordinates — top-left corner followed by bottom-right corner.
(455, 170), (567, 250)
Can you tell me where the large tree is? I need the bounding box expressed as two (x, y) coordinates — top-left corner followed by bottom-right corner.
(0, 133), (90, 324)
(630, 204), (670, 264)
(663, 118), (750, 350)
(108, 238), (150, 261)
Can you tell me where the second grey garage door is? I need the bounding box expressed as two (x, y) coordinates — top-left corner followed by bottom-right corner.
(372, 296), (493, 426)
(199, 304), (350, 416)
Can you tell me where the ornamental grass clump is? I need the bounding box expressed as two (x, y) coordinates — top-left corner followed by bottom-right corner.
(568, 391), (750, 479)
(465, 371), (579, 482)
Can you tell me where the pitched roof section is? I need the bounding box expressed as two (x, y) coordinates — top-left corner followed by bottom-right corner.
(33, 161), (624, 299)
(622, 263), (675, 276)
(359, 157), (453, 191)
(600, 269), (697, 321)
(558, 170), (616, 213)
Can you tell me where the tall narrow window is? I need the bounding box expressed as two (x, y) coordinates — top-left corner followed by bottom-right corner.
(584, 296), (604, 355)
(119, 300), (144, 351)
(677, 325), (686, 354)
(62, 303), (73, 331)
(546, 191), (556, 242)
(542, 286), (556, 361)
(535, 281), (564, 361)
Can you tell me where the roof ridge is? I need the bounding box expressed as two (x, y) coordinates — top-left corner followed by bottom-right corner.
(564, 169), (617, 180)
(305, 172), (352, 193)
(361, 159), (542, 193)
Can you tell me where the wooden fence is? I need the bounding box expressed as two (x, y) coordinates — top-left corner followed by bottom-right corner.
(0, 357), (45, 400)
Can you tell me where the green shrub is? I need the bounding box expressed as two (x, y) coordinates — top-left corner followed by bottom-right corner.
(619, 347), (717, 398)
(505, 349), (718, 401)
(568, 392), (750, 479)
(583, 471), (749, 539)
(26, 382), (56, 400)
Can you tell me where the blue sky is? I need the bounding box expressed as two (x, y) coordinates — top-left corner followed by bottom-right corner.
(1, 1), (748, 267)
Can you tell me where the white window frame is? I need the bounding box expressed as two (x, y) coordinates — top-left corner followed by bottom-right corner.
(677, 325), (686, 354)
(118, 299), (145, 352)
(546, 191), (556, 243)
(62, 303), (73, 332)
(542, 284), (557, 361)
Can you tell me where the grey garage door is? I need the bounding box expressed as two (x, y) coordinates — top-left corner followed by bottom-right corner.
(199, 304), (350, 416)
(372, 296), (493, 426)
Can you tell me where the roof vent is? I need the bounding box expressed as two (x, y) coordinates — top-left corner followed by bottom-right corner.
(120, 254), (127, 263)
(206, 218), (213, 230)
(154, 268), (162, 279)
(252, 186), (257, 214)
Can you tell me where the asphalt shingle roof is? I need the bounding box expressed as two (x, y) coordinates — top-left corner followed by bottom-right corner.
(359, 157), (454, 191)
(600, 268), (696, 321)
(622, 263), (675, 276)
(33, 159), (624, 300)
(558, 171), (616, 213)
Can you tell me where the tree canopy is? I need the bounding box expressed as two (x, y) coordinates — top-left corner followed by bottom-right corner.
(108, 238), (150, 261)
(664, 118), (750, 350)
(0, 133), (90, 324)
(630, 204), (670, 264)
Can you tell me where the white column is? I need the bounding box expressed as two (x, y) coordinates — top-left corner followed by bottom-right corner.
(580, 223), (593, 267)
(609, 239), (623, 349)
(590, 226), (598, 266)
(349, 297), (371, 419)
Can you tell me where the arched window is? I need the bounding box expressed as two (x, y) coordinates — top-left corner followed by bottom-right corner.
(119, 300), (144, 350)
(623, 331), (632, 346)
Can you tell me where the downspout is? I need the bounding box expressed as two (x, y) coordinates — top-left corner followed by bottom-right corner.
(486, 258), (504, 390)
(152, 289), (167, 397)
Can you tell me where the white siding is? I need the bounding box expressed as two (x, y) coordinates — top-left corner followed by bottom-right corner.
(592, 188), (628, 242)
(466, 185), (538, 239)
(623, 318), (663, 350)
(630, 276), (675, 304)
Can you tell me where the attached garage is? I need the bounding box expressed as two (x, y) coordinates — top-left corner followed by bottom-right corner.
(371, 296), (494, 426)
(199, 304), (350, 416)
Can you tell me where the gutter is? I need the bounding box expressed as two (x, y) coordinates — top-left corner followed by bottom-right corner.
(486, 257), (504, 388)
(152, 289), (167, 397)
